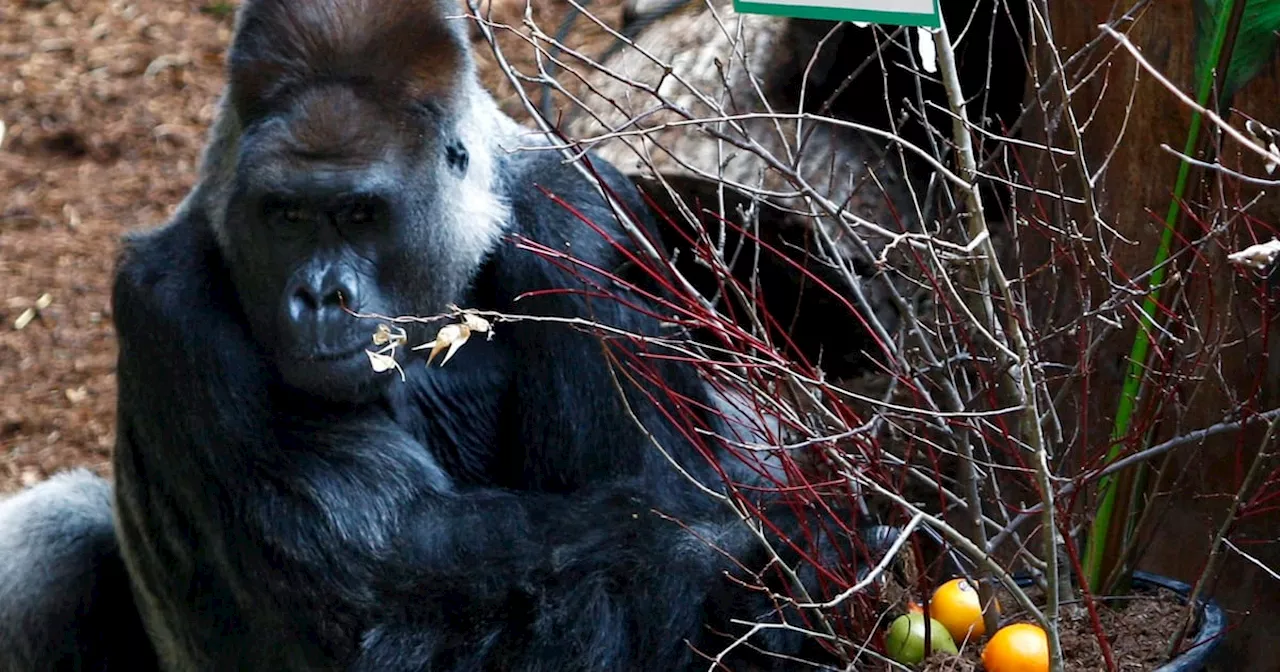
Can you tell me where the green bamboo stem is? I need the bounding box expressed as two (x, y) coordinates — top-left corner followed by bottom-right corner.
(1082, 0), (1239, 593)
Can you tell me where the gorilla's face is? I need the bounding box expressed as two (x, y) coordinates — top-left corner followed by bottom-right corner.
(220, 84), (484, 402)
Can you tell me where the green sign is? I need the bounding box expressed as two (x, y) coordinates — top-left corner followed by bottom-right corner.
(734, 0), (941, 27)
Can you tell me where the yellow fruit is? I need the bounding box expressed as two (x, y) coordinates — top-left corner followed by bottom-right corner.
(928, 578), (996, 642)
(982, 623), (1049, 672)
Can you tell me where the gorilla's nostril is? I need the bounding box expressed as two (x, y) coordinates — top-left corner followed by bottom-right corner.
(292, 287), (320, 311)
(320, 270), (359, 310)
(288, 288), (319, 323)
(320, 286), (352, 310)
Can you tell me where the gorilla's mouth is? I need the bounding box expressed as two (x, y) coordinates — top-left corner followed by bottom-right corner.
(278, 344), (387, 402)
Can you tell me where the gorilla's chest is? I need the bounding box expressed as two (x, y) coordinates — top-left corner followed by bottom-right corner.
(390, 337), (514, 485)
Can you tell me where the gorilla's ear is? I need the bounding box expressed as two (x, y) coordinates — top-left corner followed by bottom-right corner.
(227, 0), (474, 120)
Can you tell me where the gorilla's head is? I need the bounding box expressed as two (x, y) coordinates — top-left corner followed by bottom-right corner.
(205, 0), (511, 402)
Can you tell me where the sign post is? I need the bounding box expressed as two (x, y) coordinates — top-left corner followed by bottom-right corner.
(733, 0), (940, 28)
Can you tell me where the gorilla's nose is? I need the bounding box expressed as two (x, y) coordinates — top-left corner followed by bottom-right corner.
(285, 263), (360, 328)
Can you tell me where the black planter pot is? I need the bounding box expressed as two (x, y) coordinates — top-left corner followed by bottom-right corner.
(1012, 571), (1226, 671)
(1137, 572), (1226, 672)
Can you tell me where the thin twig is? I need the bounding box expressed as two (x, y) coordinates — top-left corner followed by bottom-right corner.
(932, 18), (1060, 666)
(1163, 415), (1280, 658)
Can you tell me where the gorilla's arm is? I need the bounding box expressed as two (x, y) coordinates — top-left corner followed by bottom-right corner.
(362, 154), (809, 668)
(110, 198), (795, 671)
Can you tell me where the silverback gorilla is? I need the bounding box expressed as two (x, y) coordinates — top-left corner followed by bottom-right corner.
(0, 1), (855, 670)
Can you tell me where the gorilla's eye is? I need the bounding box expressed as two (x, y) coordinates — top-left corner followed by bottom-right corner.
(339, 196), (382, 227)
(348, 205), (372, 224)
(261, 195), (313, 227)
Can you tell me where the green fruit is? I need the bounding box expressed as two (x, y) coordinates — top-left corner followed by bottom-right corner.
(885, 613), (959, 665)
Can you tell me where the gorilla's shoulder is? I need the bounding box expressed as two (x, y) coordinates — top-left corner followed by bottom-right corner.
(479, 146), (663, 313)
(112, 208), (234, 327)
(503, 147), (634, 194)
(500, 147), (652, 237)
(116, 209), (218, 283)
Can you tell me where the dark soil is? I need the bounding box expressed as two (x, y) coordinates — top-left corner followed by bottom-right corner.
(0, 0), (622, 493)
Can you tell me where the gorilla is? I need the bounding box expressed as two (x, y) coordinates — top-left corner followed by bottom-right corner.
(0, 1), (868, 670)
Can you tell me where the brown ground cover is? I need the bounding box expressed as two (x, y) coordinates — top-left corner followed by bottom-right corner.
(1, 1), (234, 491)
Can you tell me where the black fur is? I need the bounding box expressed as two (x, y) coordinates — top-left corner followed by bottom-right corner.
(124, 144), (823, 669)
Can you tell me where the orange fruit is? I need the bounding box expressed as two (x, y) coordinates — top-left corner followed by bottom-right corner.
(928, 578), (996, 642)
(982, 623), (1049, 672)
(906, 600), (924, 614)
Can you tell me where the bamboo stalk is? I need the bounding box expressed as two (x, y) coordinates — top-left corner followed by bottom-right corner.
(1083, 0), (1243, 593)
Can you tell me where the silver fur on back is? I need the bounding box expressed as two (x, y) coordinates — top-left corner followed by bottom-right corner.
(0, 470), (117, 669)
